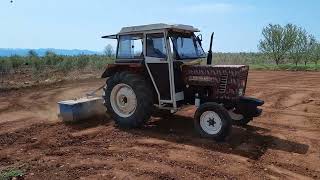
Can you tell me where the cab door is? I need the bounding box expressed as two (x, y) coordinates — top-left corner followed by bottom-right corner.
(144, 32), (175, 106)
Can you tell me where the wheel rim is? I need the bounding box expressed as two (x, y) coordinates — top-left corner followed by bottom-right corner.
(200, 111), (222, 135)
(110, 83), (137, 118)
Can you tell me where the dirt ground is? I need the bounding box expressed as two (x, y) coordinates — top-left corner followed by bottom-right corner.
(0, 71), (320, 180)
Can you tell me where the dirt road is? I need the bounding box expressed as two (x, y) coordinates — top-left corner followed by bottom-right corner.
(1, 71), (320, 179)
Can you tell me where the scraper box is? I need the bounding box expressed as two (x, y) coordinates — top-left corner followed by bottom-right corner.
(58, 97), (105, 122)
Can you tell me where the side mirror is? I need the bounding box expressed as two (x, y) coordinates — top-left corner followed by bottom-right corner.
(196, 34), (203, 46)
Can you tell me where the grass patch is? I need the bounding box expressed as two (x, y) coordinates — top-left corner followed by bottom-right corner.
(250, 64), (320, 71)
(0, 55), (114, 78)
(1, 52), (319, 80)
(0, 169), (24, 180)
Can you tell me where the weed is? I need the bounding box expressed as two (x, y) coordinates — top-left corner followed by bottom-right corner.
(0, 169), (24, 180)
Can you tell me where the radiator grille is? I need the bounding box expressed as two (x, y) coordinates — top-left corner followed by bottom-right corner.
(219, 74), (228, 93)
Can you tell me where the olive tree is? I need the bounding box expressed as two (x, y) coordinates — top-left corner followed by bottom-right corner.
(44, 50), (62, 65)
(104, 44), (114, 57)
(303, 35), (317, 65)
(45, 50), (56, 57)
(311, 42), (320, 65)
(258, 24), (298, 65)
(28, 50), (38, 58)
(288, 29), (317, 66)
(289, 28), (309, 66)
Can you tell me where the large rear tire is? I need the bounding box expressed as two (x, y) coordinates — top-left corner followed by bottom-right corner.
(103, 72), (153, 128)
(194, 103), (232, 141)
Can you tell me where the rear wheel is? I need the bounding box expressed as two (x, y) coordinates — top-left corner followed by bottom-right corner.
(103, 72), (153, 128)
(194, 103), (232, 141)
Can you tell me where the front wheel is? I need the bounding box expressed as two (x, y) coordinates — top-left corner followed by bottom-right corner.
(194, 103), (232, 141)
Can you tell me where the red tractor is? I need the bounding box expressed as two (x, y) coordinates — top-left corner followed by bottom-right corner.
(101, 24), (264, 141)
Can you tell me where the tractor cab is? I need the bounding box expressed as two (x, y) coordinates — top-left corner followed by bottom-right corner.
(102, 24), (207, 109)
(103, 23), (205, 62)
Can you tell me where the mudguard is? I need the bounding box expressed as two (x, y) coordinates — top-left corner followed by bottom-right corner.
(101, 63), (144, 78)
(235, 96), (264, 118)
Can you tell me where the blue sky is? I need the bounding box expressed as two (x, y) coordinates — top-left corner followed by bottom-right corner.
(1, 0), (320, 52)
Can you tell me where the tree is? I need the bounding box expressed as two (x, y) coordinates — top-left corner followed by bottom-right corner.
(258, 24), (297, 65)
(288, 29), (317, 66)
(28, 50), (38, 58)
(288, 27), (309, 66)
(45, 50), (56, 57)
(27, 50), (42, 72)
(44, 51), (60, 65)
(311, 42), (320, 65)
(303, 35), (316, 66)
(104, 44), (114, 57)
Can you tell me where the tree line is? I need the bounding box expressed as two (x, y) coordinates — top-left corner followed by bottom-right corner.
(259, 23), (320, 65)
(0, 50), (113, 77)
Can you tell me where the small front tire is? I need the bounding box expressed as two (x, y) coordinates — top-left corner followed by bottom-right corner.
(194, 103), (232, 141)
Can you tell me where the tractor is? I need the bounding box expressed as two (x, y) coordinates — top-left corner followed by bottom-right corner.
(101, 24), (264, 141)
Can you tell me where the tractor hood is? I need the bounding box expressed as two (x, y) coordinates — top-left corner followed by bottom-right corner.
(182, 65), (249, 101)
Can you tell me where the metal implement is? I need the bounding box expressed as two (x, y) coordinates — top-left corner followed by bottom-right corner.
(58, 85), (106, 122)
(86, 84), (105, 97)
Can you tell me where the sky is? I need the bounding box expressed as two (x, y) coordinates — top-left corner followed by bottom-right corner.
(1, 0), (320, 52)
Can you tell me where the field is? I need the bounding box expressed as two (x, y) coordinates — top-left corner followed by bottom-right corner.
(1, 71), (320, 179)
(1, 53), (320, 90)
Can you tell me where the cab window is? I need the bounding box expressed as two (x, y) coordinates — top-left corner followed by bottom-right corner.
(169, 32), (205, 60)
(146, 33), (167, 58)
(117, 34), (143, 59)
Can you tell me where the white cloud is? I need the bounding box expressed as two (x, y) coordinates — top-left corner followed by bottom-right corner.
(177, 3), (253, 14)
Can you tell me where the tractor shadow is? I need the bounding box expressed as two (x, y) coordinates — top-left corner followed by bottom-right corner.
(128, 114), (309, 160)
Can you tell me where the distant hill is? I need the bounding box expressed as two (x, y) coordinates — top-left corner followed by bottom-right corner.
(0, 48), (101, 57)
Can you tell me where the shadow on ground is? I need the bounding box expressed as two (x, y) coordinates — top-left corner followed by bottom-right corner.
(0, 113), (309, 162)
(125, 114), (309, 160)
(64, 114), (111, 131)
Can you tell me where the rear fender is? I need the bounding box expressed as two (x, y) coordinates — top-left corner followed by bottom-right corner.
(101, 63), (144, 78)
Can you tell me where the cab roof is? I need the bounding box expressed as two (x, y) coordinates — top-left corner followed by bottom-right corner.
(102, 23), (200, 39)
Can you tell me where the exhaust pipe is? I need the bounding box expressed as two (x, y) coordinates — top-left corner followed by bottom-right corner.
(207, 32), (214, 65)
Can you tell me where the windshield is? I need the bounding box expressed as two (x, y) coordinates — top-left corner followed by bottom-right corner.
(170, 33), (206, 60)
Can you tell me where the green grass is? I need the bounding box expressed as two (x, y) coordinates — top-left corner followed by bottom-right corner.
(212, 52), (320, 71)
(250, 64), (320, 71)
(1, 53), (319, 81)
(0, 169), (24, 180)
(0, 55), (114, 76)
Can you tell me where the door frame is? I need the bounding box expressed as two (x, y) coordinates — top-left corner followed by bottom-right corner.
(143, 30), (178, 109)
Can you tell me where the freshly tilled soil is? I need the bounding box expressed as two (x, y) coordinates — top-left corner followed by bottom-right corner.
(0, 71), (320, 179)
